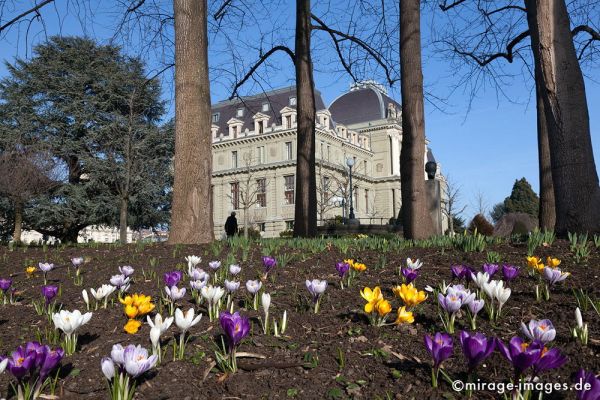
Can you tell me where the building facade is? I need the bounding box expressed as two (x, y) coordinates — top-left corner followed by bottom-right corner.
(211, 82), (447, 238)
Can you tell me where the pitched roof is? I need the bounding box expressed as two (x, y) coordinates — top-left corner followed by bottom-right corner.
(211, 86), (327, 133)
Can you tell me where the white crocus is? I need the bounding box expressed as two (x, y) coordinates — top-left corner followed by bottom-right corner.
(147, 314), (172, 362)
(406, 258), (423, 270)
(573, 307), (589, 345)
(90, 284), (116, 308)
(472, 272), (490, 289)
(201, 285), (225, 321)
(261, 292), (271, 334)
(185, 255), (202, 275)
(174, 308), (202, 360)
(52, 309), (93, 355)
(82, 289), (90, 310)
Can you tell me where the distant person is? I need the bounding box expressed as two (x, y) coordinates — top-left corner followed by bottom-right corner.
(225, 212), (238, 238)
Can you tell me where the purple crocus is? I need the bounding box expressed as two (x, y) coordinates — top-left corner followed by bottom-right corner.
(451, 265), (472, 280)
(468, 299), (484, 315)
(122, 344), (157, 378)
(502, 264), (520, 281)
(41, 285), (59, 304)
(401, 267), (420, 284)
(496, 337), (543, 375)
(220, 311), (250, 350)
(459, 331), (495, 370)
(0, 278), (12, 292)
(208, 261), (221, 271)
(262, 256), (277, 274)
(543, 267), (570, 285)
(521, 319), (556, 344)
(574, 369), (600, 400)
(119, 266), (135, 277)
(438, 292), (463, 314)
(5, 346), (36, 380)
(424, 332), (453, 368)
(39, 347), (64, 380)
(335, 262), (350, 278)
(164, 271), (183, 287)
(482, 263), (499, 278)
(533, 347), (567, 375)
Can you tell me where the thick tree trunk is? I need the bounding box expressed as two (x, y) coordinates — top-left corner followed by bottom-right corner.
(525, 0), (600, 235)
(169, 0), (214, 244)
(293, 0), (317, 238)
(399, 0), (435, 239)
(13, 200), (23, 243)
(534, 64), (555, 230)
(119, 197), (128, 244)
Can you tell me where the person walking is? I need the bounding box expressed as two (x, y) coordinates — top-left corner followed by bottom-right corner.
(224, 212), (238, 238)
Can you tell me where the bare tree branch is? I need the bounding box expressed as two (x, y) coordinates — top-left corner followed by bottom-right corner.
(0, 0), (54, 33)
(229, 45), (295, 99)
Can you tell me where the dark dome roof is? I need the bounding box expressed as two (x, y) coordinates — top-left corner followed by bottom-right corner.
(329, 84), (400, 126)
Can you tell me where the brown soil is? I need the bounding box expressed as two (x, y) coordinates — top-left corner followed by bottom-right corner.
(0, 239), (598, 399)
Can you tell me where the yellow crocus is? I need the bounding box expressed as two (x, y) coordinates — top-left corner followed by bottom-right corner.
(124, 319), (142, 334)
(352, 262), (367, 272)
(526, 256), (545, 272)
(137, 301), (155, 316)
(344, 259), (355, 268)
(25, 266), (36, 277)
(360, 286), (383, 313)
(393, 283), (427, 307)
(119, 295), (133, 306)
(394, 306), (415, 325)
(375, 299), (392, 316)
(124, 304), (139, 319)
(546, 257), (561, 268)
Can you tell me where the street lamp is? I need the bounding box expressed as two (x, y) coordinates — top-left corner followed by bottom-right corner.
(346, 157), (358, 224)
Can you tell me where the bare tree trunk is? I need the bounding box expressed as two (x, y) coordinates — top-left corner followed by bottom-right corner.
(119, 197), (128, 243)
(525, 0), (600, 235)
(169, 0), (214, 244)
(13, 200), (23, 243)
(399, 0), (435, 240)
(534, 64), (555, 230)
(244, 208), (249, 239)
(293, 0), (317, 238)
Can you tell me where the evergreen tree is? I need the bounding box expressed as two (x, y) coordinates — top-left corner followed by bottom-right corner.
(0, 37), (171, 242)
(503, 178), (539, 218)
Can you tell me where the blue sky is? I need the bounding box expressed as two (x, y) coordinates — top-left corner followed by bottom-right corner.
(0, 1), (598, 222)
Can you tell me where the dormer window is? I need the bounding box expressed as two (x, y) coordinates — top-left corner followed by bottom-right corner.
(236, 108), (244, 117)
(289, 96), (296, 106)
(262, 102), (269, 112)
(212, 113), (220, 123)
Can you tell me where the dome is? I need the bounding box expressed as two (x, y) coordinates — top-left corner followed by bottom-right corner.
(329, 82), (400, 126)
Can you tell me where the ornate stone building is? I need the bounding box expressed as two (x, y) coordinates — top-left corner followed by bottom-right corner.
(211, 81), (446, 238)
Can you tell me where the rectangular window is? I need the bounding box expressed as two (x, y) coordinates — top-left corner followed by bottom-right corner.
(231, 151), (238, 168)
(365, 189), (369, 213)
(289, 96), (296, 106)
(285, 142), (293, 160)
(285, 115), (292, 129)
(284, 175), (295, 205)
(258, 120), (264, 134)
(364, 160), (367, 173)
(320, 142), (324, 159)
(286, 220), (294, 230)
(256, 178), (266, 207)
(230, 182), (240, 210)
(354, 186), (359, 212)
(262, 102), (269, 112)
(323, 176), (330, 201)
(257, 146), (265, 164)
(212, 113), (220, 123)
(259, 222), (266, 232)
(327, 145), (331, 162)
(236, 108), (244, 117)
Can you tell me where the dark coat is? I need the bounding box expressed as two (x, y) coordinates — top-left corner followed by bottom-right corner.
(225, 215), (238, 236)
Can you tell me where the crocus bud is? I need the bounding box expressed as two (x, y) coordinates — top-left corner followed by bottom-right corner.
(0, 358), (7, 374)
(150, 326), (161, 348)
(281, 310), (288, 334)
(101, 357), (115, 380)
(82, 289), (89, 306)
(261, 293), (271, 315)
(576, 307), (583, 329)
